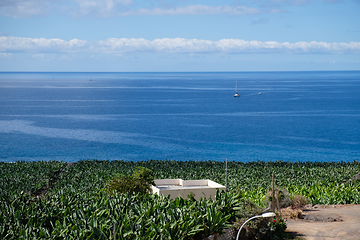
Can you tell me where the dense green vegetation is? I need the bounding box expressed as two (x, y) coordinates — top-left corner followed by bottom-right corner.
(0, 161), (67, 200)
(106, 167), (155, 195)
(0, 159), (359, 239)
(52, 159), (360, 205)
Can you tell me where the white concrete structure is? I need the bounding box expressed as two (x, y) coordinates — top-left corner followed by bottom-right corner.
(151, 179), (226, 200)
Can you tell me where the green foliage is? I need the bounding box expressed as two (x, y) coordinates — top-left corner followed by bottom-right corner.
(235, 204), (287, 240)
(0, 188), (241, 239)
(266, 187), (292, 211)
(1, 159), (360, 239)
(265, 213), (287, 240)
(0, 161), (66, 200)
(105, 167), (155, 195)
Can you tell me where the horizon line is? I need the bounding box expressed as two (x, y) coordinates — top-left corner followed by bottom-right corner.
(1, 70), (360, 73)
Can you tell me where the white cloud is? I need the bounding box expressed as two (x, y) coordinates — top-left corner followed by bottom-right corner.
(1, 36), (359, 54)
(118, 5), (261, 16)
(0, 0), (133, 18)
(0, 0), (53, 18)
(32, 53), (47, 58)
(0, 0), (264, 17)
(0, 52), (12, 57)
(0, 37), (88, 52)
(258, 0), (341, 5)
(0, 0), (346, 18)
(74, 0), (132, 17)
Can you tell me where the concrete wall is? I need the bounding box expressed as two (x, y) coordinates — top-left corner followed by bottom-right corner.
(152, 179), (226, 200)
(153, 179), (182, 186)
(182, 180), (208, 186)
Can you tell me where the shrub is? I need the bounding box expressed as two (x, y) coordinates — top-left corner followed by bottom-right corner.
(265, 187), (292, 211)
(235, 202), (287, 240)
(105, 167), (155, 195)
(292, 195), (309, 209)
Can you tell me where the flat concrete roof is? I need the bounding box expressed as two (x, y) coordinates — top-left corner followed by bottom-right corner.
(151, 179), (226, 200)
(156, 185), (212, 190)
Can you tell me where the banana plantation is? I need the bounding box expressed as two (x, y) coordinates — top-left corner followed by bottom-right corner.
(1, 160), (359, 239)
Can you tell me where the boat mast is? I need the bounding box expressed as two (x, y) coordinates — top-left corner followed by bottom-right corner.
(234, 80), (239, 97)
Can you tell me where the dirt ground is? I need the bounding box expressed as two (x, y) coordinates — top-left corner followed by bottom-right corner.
(285, 205), (360, 240)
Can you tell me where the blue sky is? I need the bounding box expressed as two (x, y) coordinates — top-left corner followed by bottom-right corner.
(0, 0), (359, 71)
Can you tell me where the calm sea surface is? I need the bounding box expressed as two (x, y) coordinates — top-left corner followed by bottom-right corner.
(0, 71), (359, 163)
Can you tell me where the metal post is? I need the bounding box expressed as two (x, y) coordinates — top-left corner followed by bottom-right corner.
(225, 158), (228, 192)
(272, 172), (275, 212)
(113, 222), (116, 240)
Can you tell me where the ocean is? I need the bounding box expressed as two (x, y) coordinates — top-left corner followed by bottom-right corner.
(0, 71), (359, 163)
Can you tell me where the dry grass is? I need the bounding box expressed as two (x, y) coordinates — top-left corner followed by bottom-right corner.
(281, 207), (304, 220)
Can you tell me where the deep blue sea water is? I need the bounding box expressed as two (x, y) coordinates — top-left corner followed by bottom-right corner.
(0, 71), (359, 163)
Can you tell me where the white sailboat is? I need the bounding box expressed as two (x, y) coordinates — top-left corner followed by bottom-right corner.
(234, 80), (239, 97)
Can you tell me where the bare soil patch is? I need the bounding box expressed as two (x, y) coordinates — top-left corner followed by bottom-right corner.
(285, 204), (360, 240)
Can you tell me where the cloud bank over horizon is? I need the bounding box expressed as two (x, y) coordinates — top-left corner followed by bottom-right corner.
(1, 36), (359, 55)
(1, 0), (359, 71)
